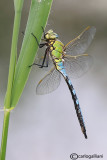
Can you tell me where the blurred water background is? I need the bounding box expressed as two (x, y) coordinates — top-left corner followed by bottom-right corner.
(0, 0), (107, 160)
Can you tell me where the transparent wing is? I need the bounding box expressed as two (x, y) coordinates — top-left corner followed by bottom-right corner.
(64, 54), (93, 79)
(36, 67), (61, 95)
(64, 26), (96, 55)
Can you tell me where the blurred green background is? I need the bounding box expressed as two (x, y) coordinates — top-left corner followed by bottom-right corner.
(0, 0), (107, 160)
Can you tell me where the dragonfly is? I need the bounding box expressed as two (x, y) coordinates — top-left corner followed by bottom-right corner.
(31, 26), (96, 139)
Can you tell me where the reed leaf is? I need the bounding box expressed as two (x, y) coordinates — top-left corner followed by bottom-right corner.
(6, 0), (53, 108)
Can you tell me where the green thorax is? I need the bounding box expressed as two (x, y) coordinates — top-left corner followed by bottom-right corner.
(51, 40), (64, 59)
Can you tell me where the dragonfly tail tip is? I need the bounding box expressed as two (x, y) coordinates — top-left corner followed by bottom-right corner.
(84, 132), (88, 139)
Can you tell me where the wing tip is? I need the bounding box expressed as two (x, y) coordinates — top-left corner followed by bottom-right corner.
(86, 26), (91, 30)
(86, 26), (96, 32)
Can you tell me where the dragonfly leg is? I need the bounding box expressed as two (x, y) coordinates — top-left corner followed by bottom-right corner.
(29, 49), (49, 68)
(29, 63), (48, 68)
(29, 63), (41, 67)
(31, 33), (46, 48)
(39, 48), (49, 68)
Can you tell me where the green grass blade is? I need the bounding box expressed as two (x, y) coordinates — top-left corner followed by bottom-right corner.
(10, 0), (53, 107)
(4, 2), (24, 108)
(0, 1), (24, 159)
(0, 112), (10, 160)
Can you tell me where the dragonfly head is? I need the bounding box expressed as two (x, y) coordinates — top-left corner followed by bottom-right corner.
(44, 29), (58, 40)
